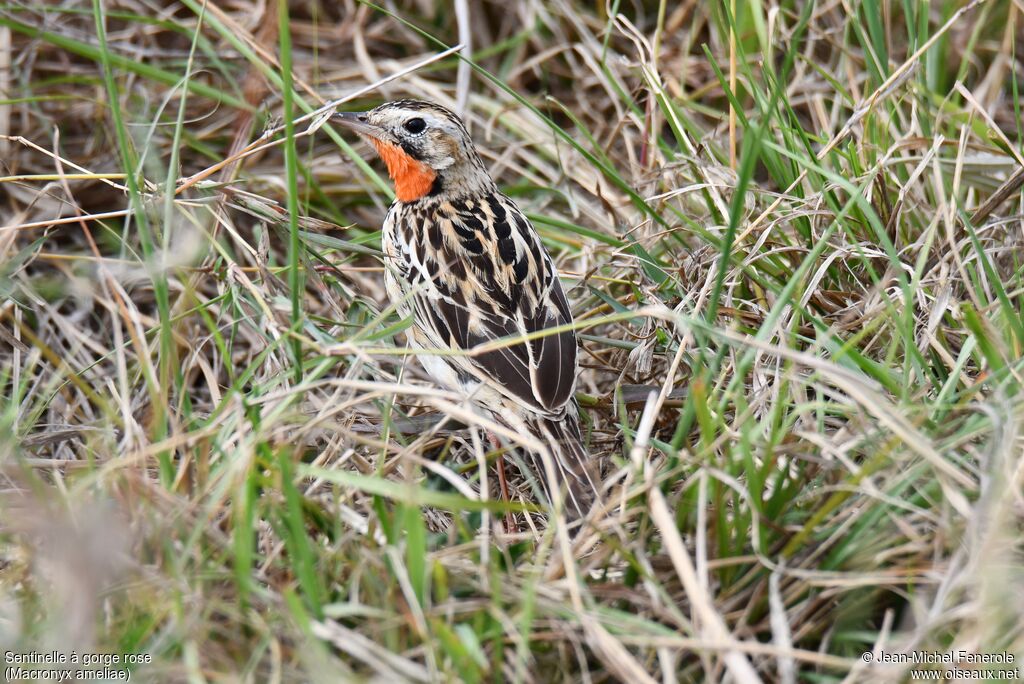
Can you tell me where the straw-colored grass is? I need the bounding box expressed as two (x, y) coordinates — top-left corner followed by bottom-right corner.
(2, 1), (1023, 681)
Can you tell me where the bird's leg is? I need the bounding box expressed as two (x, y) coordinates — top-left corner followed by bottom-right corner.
(489, 432), (518, 533)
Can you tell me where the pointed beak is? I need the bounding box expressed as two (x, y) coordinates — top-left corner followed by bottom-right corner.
(333, 111), (383, 138)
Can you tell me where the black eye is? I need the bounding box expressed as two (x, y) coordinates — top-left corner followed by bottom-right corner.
(403, 117), (426, 134)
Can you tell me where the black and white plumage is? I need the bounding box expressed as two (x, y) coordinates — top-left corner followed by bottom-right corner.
(335, 100), (596, 516)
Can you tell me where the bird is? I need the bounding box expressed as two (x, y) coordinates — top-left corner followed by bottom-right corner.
(333, 100), (597, 517)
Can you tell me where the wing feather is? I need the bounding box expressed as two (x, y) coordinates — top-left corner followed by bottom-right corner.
(409, 192), (577, 414)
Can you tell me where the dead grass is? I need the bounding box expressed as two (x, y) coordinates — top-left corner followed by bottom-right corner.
(2, 0), (1024, 682)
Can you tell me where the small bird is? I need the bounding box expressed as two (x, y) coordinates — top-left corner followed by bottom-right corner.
(334, 100), (596, 516)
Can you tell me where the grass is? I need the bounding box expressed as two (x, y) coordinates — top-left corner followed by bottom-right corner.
(1, 0), (1023, 681)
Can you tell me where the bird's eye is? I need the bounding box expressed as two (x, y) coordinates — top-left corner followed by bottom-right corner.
(403, 117), (426, 134)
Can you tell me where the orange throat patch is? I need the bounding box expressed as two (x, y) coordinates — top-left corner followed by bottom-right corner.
(371, 138), (437, 202)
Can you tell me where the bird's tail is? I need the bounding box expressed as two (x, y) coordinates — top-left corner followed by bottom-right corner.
(524, 406), (599, 518)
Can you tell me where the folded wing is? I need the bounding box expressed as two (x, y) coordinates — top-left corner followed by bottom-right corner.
(413, 193), (577, 415)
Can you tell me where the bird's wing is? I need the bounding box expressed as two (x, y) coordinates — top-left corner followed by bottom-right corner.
(409, 191), (577, 414)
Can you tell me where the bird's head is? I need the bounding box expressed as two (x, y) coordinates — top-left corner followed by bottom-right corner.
(334, 100), (492, 203)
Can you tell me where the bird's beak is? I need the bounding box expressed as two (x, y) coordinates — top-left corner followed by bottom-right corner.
(333, 111), (384, 139)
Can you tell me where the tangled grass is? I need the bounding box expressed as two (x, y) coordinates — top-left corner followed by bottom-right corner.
(2, 0), (1023, 681)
